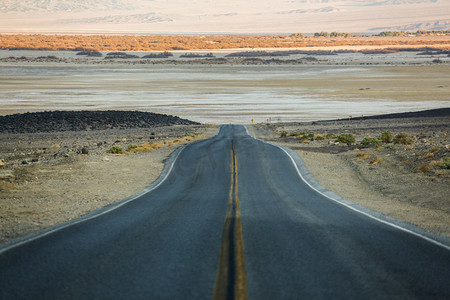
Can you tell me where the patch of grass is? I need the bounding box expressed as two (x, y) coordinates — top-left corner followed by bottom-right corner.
(418, 164), (430, 172)
(393, 132), (415, 145)
(368, 157), (382, 165)
(439, 157), (450, 169)
(429, 147), (440, 153)
(379, 130), (393, 143)
(131, 142), (162, 153)
(289, 132), (306, 137)
(356, 152), (371, 162)
(127, 144), (138, 151)
(429, 159), (444, 168)
(315, 135), (326, 141)
(360, 137), (382, 148)
(300, 133), (315, 140)
(384, 144), (394, 149)
(423, 153), (435, 159)
(336, 133), (355, 144)
(107, 145), (124, 154)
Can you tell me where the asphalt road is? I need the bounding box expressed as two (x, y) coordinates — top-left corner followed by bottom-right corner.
(1, 125), (449, 300)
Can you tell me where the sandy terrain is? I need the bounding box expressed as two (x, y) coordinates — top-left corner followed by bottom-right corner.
(0, 125), (217, 243)
(249, 111), (449, 237)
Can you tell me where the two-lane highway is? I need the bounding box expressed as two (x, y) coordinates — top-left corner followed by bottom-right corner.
(1, 125), (449, 299)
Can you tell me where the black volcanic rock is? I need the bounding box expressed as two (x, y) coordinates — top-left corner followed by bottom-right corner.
(0, 110), (200, 133)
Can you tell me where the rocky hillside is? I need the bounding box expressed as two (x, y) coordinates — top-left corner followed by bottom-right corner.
(0, 110), (200, 133)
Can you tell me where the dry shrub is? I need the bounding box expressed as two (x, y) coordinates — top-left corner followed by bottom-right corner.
(393, 132), (416, 145)
(356, 152), (371, 161)
(368, 157), (382, 165)
(50, 144), (60, 150)
(429, 147), (440, 153)
(429, 159), (444, 168)
(423, 153), (435, 159)
(405, 146), (414, 151)
(132, 142), (162, 153)
(435, 169), (449, 176)
(403, 160), (409, 165)
(0, 181), (16, 192)
(418, 164), (430, 172)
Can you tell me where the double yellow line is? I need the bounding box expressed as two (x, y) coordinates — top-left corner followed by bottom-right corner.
(213, 142), (248, 300)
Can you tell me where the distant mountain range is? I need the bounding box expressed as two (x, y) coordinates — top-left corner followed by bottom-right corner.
(0, 0), (448, 34)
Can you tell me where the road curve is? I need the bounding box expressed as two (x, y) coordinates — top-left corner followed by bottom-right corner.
(0, 125), (449, 299)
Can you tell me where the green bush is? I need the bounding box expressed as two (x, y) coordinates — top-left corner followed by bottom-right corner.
(280, 131), (288, 138)
(393, 132), (415, 145)
(336, 133), (355, 144)
(361, 137), (382, 148)
(379, 130), (393, 143)
(439, 157), (450, 169)
(289, 132), (306, 137)
(127, 144), (138, 151)
(300, 133), (315, 140)
(107, 145), (124, 154)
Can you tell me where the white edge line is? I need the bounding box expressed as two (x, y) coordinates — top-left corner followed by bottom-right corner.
(0, 145), (186, 255)
(244, 126), (450, 251)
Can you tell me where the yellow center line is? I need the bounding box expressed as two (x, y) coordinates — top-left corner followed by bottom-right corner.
(213, 143), (248, 300)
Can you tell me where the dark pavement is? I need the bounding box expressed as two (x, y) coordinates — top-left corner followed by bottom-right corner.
(1, 125), (449, 300)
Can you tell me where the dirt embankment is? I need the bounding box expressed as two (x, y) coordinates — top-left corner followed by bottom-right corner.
(249, 108), (450, 237)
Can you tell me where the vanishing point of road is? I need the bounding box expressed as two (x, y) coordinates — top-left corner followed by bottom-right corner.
(1, 125), (449, 299)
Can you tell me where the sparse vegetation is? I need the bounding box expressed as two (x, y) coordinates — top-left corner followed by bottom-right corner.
(360, 137), (382, 148)
(393, 132), (415, 145)
(423, 153), (435, 159)
(76, 50), (102, 57)
(105, 52), (139, 59)
(418, 164), (430, 172)
(379, 130), (393, 143)
(300, 133), (315, 141)
(1, 34), (449, 52)
(130, 142), (162, 153)
(368, 157), (382, 165)
(142, 51), (173, 58)
(180, 53), (214, 58)
(127, 144), (138, 151)
(107, 145), (124, 154)
(315, 135), (326, 141)
(336, 133), (355, 144)
(356, 152), (371, 161)
(439, 158), (450, 169)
